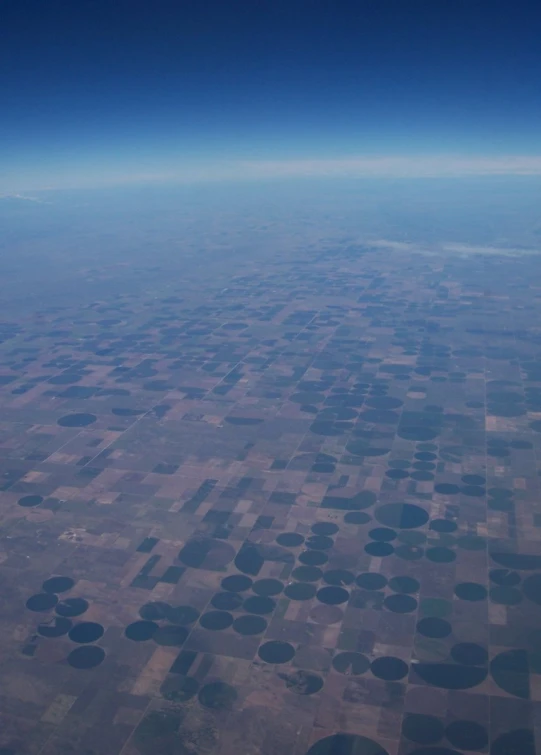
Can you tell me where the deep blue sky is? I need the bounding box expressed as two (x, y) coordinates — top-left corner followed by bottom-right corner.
(2, 0), (541, 190)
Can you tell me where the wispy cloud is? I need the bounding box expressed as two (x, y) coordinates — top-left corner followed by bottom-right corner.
(233, 155), (541, 179)
(0, 193), (50, 203)
(4, 154), (541, 193)
(440, 242), (541, 256)
(367, 239), (541, 256)
(104, 154), (541, 187)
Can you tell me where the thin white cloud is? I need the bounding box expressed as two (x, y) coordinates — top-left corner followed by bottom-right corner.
(89, 155), (541, 185)
(0, 193), (50, 203)
(108, 154), (541, 187)
(441, 242), (541, 256)
(367, 240), (415, 251)
(365, 239), (541, 256)
(234, 155), (541, 179)
(4, 154), (541, 193)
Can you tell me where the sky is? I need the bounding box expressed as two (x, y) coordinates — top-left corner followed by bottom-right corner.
(2, 0), (541, 192)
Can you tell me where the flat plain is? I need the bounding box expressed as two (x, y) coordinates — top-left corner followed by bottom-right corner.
(1, 187), (541, 755)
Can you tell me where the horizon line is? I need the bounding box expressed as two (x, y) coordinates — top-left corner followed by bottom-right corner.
(4, 154), (541, 193)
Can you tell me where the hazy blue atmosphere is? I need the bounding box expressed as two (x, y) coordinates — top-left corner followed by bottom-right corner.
(2, 176), (541, 315)
(2, 3), (541, 755)
(2, 0), (541, 191)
